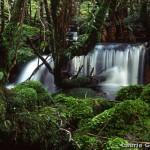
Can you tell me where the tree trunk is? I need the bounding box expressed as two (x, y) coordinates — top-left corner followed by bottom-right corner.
(1, 0), (5, 32)
(0, 34), (9, 84)
(0, 0), (27, 84)
(54, 0), (111, 88)
(140, 0), (150, 40)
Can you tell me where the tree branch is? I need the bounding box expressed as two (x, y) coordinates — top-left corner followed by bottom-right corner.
(27, 37), (53, 74)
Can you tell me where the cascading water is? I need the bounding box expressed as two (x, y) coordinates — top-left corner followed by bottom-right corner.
(10, 55), (57, 94)
(69, 43), (146, 99)
(10, 43), (146, 99)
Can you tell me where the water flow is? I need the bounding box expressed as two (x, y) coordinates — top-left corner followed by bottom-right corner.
(14, 55), (57, 93)
(70, 43), (146, 86)
(9, 43), (146, 98)
(69, 43), (146, 99)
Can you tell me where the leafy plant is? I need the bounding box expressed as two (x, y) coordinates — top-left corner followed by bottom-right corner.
(105, 137), (138, 150)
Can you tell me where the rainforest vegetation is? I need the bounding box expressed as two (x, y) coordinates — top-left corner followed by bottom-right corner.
(0, 0), (150, 149)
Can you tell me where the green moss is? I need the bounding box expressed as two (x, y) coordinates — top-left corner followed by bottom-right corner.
(75, 99), (150, 148)
(12, 81), (52, 106)
(73, 134), (101, 150)
(64, 88), (98, 98)
(91, 99), (148, 125)
(0, 86), (10, 120)
(55, 94), (93, 123)
(0, 99), (6, 120)
(115, 85), (144, 101)
(139, 86), (150, 103)
(105, 137), (138, 150)
(2, 106), (61, 149)
(7, 88), (37, 112)
(17, 47), (35, 65)
(21, 24), (40, 40)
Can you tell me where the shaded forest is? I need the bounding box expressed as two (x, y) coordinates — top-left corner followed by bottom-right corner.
(0, 0), (150, 150)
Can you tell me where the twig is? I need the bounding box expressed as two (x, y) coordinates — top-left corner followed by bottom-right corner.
(90, 67), (94, 77)
(27, 37), (53, 74)
(93, 68), (107, 77)
(27, 56), (51, 80)
(87, 133), (108, 140)
(72, 65), (83, 78)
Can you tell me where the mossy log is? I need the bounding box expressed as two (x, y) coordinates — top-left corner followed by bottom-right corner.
(61, 77), (93, 89)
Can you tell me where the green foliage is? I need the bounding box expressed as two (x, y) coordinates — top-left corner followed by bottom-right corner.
(17, 47), (35, 65)
(73, 134), (100, 150)
(77, 34), (89, 43)
(0, 99), (6, 121)
(115, 85), (144, 101)
(21, 24), (40, 41)
(12, 81), (52, 107)
(74, 99), (150, 149)
(7, 88), (37, 112)
(0, 86), (10, 120)
(139, 85), (150, 103)
(16, 24), (40, 65)
(64, 87), (98, 98)
(55, 94), (93, 123)
(0, 72), (4, 80)
(1, 106), (60, 149)
(105, 137), (138, 150)
(90, 100), (150, 140)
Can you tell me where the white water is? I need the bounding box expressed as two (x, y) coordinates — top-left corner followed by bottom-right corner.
(69, 43), (146, 99)
(9, 55), (57, 93)
(69, 43), (146, 86)
(9, 43), (146, 97)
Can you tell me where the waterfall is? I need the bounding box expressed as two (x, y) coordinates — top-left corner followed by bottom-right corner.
(69, 43), (146, 86)
(12, 55), (57, 94)
(9, 43), (146, 98)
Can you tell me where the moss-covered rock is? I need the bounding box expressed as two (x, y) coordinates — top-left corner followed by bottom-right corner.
(115, 85), (144, 101)
(64, 87), (98, 98)
(55, 94), (93, 124)
(105, 137), (138, 150)
(12, 81), (52, 107)
(0, 86), (11, 119)
(139, 86), (150, 104)
(7, 88), (37, 112)
(90, 100), (149, 138)
(0, 106), (62, 149)
(74, 100), (150, 149)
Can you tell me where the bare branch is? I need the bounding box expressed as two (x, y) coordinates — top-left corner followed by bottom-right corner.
(27, 37), (53, 74)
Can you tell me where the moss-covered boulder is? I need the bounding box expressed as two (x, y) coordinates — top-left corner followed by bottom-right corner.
(90, 100), (149, 138)
(12, 81), (52, 107)
(0, 85), (12, 119)
(105, 137), (138, 150)
(0, 106), (63, 149)
(74, 100), (150, 149)
(115, 85), (144, 101)
(54, 94), (113, 130)
(7, 88), (38, 112)
(139, 85), (150, 104)
(55, 94), (93, 124)
(64, 87), (98, 98)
